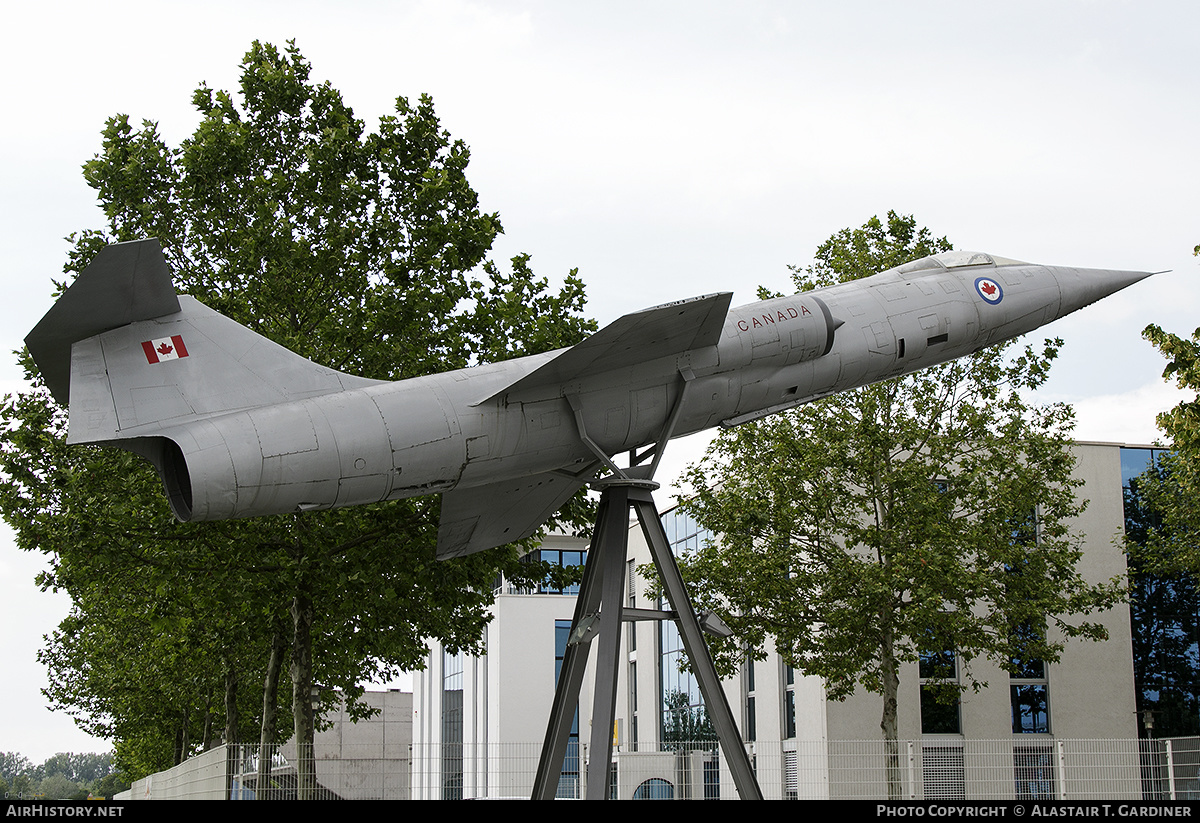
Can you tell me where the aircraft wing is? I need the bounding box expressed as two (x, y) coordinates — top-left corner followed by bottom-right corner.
(436, 471), (593, 559)
(475, 291), (732, 405)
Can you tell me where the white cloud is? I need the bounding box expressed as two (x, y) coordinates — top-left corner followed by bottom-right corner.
(1051, 380), (1193, 446)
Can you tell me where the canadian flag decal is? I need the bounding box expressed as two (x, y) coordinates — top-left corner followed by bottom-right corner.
(142, 335), (190, 364)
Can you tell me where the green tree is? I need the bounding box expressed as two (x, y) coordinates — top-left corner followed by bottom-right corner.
(0, 41), (595, 793)
(90, 770), (132, 801)
(38, 752), (115, 785)
(678, 212), (1123, 797)
(35, 773), (87, 801)
(0, 752), (34, 799)
(1130, 323), (1200, 574)
(0, 751), (123, 800)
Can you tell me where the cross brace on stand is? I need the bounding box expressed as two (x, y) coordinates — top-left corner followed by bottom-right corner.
(530, 478), (764, 800)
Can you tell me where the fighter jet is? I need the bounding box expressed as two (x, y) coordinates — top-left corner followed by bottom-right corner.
(26, 240), (1153, 558)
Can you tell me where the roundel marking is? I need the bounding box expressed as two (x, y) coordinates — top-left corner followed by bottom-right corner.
(974, 277), (1003, 304)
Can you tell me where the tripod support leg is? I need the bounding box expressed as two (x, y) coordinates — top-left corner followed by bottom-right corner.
(531, 481), (763, 800)
(630, 487), (763, 800)
(530, 488), (624, 799)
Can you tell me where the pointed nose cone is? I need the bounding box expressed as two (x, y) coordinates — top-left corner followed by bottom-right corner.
(1049, 265), (1159, 320)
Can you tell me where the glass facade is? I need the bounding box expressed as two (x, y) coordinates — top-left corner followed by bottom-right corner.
(657, 506), (721, 799)
(1123, 446), (1200, 738)
(659, 507), (714, 742)
(554, 619), (581, 798)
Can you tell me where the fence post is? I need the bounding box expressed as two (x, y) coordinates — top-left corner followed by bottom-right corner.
(1056, 740), (1066, 800)
(907, 741), (916, 800)
(1166, 739), (1176, 800)
(580, 742), (588, 800)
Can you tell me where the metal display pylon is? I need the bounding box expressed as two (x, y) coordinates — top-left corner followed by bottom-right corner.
(530, 477), (763, 800)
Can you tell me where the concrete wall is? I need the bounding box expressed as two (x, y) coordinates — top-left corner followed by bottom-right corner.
(308, 690), (412, 799)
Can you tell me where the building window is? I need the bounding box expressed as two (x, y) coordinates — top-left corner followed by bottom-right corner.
(633, 777), (674, 799)
(1010, 658), (1050, 734)
(746, 695), (756, 742)
(655, 507), (721, 798)
(919, 649), (961, 735)
(783, 664), (796, 740)
(629, 660), (638, 745)
(660, 617), (704, 739)
(535, 548), (587, 595)
(1004, 510), (1052, 736)
(744, 657), (757, 742)
(555, 619), (580, 798)
(1008, 619), (1050, 733)
(663, 506), (706, 555)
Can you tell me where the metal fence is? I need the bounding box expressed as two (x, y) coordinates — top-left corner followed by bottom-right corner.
(123, 737), (1200, 800)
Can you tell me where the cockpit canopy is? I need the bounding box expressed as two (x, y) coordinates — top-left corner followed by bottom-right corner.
(897, 251), (1029, 275)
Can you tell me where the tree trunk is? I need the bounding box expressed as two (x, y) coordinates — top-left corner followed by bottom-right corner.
(224, 666), (239, 745)
(291, 580), (316, 800)
(257, 627), (287, 800)
(201, 691), (213, 750)
(175, 708), (189, 766)
(880, 623), (903, 800)
(224, 666), (238, 801)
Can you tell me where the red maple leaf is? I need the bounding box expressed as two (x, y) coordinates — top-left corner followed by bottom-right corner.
(980, 281), (996, 296)
(157, 342), (174, 356)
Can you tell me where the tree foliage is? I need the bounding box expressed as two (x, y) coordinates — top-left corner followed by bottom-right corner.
(677, 213), (1123, 776)
(0, 751), (127, 800)
(1128, 323), (1200, 575)
(0, 41), (595, 785)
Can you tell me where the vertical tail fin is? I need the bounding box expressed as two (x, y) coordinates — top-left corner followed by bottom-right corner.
(27, 239), (382, 445)
(26, 239), (388, 522)
(26, 239), (180, 405)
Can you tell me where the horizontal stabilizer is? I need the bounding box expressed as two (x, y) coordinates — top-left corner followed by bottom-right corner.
(476, 291), (732, 404)
(27, 239), (180, 404)
(437, 471), (591, 558)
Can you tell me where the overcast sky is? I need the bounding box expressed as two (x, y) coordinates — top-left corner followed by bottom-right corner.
(2, 0), (1197, 763)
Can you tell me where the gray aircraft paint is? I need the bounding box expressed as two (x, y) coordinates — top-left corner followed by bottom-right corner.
(26, 241), (1155, 559)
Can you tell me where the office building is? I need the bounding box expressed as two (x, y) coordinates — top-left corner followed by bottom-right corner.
(412, 442), (1183, 799)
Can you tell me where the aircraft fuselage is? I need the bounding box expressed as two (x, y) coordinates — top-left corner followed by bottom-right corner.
(27, 241), (1152, 557)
